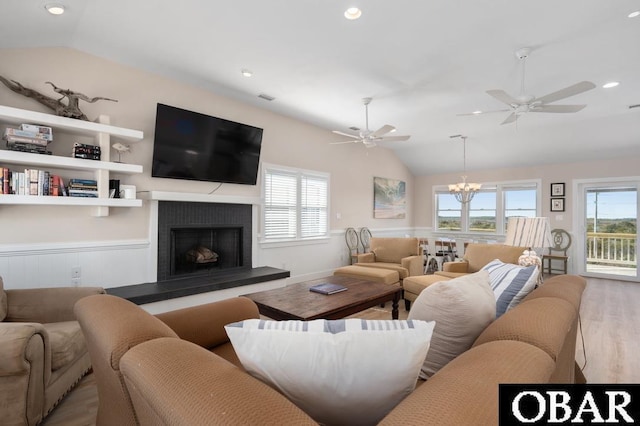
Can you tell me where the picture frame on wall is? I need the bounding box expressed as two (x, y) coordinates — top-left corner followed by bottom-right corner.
(551, 182), (565, 197)
(551, 198), (565, 212)
(373, 177), (406, 219)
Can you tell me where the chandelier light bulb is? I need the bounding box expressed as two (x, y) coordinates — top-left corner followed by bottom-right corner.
(45, 4), (65, 15)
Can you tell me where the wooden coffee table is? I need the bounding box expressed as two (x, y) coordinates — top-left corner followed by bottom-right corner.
(242, 275), (402, 321)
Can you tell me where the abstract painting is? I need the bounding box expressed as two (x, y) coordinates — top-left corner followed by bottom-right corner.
(373, 177), (406, 219)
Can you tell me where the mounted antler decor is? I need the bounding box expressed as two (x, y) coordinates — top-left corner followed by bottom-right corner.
(0, 75), (117, 121)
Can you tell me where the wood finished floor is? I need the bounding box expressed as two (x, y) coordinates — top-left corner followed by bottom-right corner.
(42, 276), (639, 425)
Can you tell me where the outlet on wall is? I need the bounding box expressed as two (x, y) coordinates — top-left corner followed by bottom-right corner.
(71, 267), (81, 279)
(71, 278), (81, 286)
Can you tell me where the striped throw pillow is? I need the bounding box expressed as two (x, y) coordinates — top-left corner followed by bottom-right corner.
(482, 259), (539, 317)
(225, 318), (434, 426)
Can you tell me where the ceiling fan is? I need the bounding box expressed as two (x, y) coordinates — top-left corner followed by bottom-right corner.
(460, 47), (596, 125)
(331, 97), (410, 148)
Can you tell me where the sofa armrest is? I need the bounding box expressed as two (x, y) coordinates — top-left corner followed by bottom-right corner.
(6, 287), (105, 323)
(0, 323), (48, 376)
(120, 338), (317, 425)
(401, 255), (424, 276)
(356, 252), (375, 263)
(442, 261), (469, 273)
(156, 297), (259, 350)
(0, 323), (49, 426)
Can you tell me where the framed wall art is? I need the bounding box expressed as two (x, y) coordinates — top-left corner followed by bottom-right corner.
(373, 177), (406, 219)
(551, 183), (565, 197)
(551, 198), (565, 212)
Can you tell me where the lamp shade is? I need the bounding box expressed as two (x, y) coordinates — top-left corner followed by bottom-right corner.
(504, 217), (553, 249)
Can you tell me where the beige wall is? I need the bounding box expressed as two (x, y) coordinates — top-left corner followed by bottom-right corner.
(0, 47), (414, 244)
(414, 157), (640, 233)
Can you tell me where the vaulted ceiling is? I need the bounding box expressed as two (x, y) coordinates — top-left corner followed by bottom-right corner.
(1, 0), (639, 175)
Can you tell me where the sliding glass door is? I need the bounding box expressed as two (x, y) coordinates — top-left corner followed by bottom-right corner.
(577, 180), (638, 280)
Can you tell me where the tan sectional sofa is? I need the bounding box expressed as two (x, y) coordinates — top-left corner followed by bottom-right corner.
(0, 277), (105, 426)
(403, 243), (526, 310)
(75, 274), (585, 425)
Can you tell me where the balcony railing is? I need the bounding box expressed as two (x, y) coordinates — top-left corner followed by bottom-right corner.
(586, 232), (637, 267)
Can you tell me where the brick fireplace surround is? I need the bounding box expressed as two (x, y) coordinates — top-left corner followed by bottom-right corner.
(108, 198), (288, 304)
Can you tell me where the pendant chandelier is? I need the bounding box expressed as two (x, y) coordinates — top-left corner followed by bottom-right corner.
(448, 135), (481, 204)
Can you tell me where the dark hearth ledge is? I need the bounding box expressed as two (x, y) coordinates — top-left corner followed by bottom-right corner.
(107, 266), (290, 305)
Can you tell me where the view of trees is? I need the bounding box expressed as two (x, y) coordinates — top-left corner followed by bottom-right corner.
(586, 218), (637, 234)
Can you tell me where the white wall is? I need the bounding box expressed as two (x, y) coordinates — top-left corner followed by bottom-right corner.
(0, 47), (415, 290)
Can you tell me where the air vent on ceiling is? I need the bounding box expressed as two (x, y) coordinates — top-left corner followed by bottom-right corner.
(349, 126), (360, 131)
(629, 104), (640, 109)
(258, 93), (275, 101)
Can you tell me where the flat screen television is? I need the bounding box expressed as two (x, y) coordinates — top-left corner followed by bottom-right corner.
(151, 103), (263, 185)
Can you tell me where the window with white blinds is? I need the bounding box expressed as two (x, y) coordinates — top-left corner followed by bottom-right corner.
(263, 165), (329, 242)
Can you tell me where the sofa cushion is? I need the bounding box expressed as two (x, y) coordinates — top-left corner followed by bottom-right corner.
(225, 318), (434, 426)
(482, 259), (539, 317)
(333, 265), (400, 285)
(0, 276), (7, 321)
(408, 270), (495, 379)
(42, 321), (86, 371)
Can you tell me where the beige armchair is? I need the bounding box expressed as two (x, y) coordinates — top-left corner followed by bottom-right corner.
(355, 237), (423, 281)
(0, 276), (104, 425)
(402, 243), (526, 310)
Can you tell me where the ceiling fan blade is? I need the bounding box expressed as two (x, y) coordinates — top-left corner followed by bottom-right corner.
(457, 109), (511, 116)
(535, 81), (596, 104)
(486, 89), (520, 106)
(370, 124), (395, 138)
(332, 130), (360, 139)
(501, 113), (518, 125)
(532, 104), (587, 113)
(330, 140), (361, 145)
(378, 135), (411, 142)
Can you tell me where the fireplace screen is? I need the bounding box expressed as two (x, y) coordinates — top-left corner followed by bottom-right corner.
(170, 226), (242, 277)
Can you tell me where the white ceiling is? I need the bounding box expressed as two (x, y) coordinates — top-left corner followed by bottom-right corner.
(1, 0), (639, 176)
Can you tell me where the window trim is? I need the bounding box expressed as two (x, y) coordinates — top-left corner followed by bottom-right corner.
(433, 179), (542, 236)
(261, 162), (330, 246)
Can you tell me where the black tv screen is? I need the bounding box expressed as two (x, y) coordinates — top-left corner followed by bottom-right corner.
(151, 103), (263, 185)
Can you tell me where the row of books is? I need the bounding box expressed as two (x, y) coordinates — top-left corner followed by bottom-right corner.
(0, 167), (64, 196)
(3, 125), (54, 155)
(0, 168), (100, 198)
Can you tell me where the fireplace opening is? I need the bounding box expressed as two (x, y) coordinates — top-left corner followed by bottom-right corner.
(170, 226), (243, 278)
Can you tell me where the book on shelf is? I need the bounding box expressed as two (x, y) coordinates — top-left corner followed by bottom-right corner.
(68, 178), (98, 186)
(20, 124), (53, 141)
(72, 143), (101, 160)
(309, 282), (348, 295)
(3, 127), (52, 143)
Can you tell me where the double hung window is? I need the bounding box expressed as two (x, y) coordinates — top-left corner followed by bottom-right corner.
(262, 164), (329, 242)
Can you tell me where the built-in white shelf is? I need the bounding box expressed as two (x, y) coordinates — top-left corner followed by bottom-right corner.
(0, 105), (144, 216)
(138, 191), (262, 206)
(0, 150), (142, 174)
(0, 105), (143, 140)
(0, 195), (142, 207)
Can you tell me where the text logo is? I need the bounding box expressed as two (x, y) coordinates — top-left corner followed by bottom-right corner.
(500, 384), (639, 424)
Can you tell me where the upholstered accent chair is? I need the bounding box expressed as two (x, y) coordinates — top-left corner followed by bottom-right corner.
(355, 237), (423, 282)
(0, 276), (104, 425)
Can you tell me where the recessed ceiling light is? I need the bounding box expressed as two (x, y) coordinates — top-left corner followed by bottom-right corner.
(472, 110), (483, 115)
(241, 69), (253, 77)
(628, 11), (640, 18)
(603, 81), (620, 89)
(45, 4), (65, 15)
(344, 7), (362, 20)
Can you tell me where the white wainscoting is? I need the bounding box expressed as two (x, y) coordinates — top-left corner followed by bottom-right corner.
(0, 240), (150, 290)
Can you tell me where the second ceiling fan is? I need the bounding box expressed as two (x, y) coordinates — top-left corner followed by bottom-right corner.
(331, 98), (410, 148)
(462, 47), (596, 125)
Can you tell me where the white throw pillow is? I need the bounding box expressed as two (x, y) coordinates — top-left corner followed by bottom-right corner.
(225, 318), (434, 426)
(407, 270), (495, 379)
(482, 259), (539, 317)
